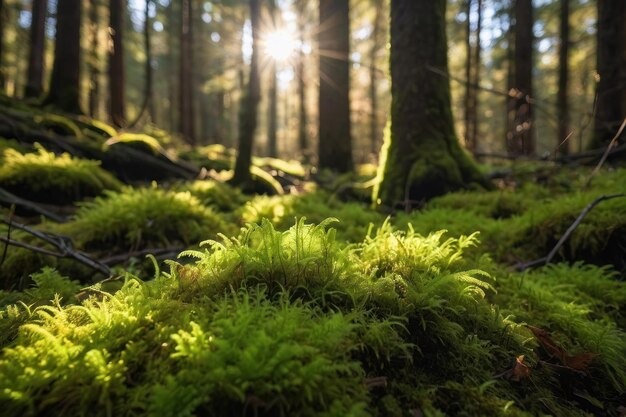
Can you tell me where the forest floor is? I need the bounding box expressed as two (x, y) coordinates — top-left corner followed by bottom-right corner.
(0, 95), (625, 417)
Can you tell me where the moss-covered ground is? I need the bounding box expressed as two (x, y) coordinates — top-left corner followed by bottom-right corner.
(0, 98), (625, 416)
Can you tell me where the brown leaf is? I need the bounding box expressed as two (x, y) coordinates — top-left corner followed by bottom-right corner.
(526, 325), (566, 362)
(511, 355), (531, 381)
(564, 352), (597, 371)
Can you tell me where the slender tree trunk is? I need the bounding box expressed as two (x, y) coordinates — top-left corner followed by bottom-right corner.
(296, 0), (308, 159)
(375, 0), (489, 207)
(591, 0), (625, 149)
(471, 0), (482, 152)
(129, 0), (154, 126)
(88, 0), (100, 118)
(463, 0), (474, 151)
(369, 0), (383, 156)
(232, 0), (261, 185)
(507, 0), (534, 156)
(266, 1), (278, 157)
(0, 0), (5, 90)
(557, 0), (570, 155)
(109, 0), (126, 126)
(179, 0), (195, 144)
(44, 0), (81, 113)
(25, 0), (47, 98)
(318, 0), (353, 172)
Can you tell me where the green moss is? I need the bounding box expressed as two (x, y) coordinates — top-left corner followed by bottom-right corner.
(0, 145), (122, 204)
(57, 186), (234, 251)
(177, 180), (247, 212)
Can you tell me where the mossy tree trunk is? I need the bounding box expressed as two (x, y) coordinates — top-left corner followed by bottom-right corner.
(369, 0), (384, 157)
(24, 0), (47, 99)
(88, 0), (101, 118)
(375, 0), (489, 208)
(109, 0), (126, 126)
(591, 0), (625, 149)
(232, 0), (261, 186)
(0, 0), (4, 90)
(44, 0), (81, 113)
(318, 0), (353, 173)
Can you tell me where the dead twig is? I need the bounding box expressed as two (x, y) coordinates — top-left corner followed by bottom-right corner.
(1, 218), (111, 276)
(101, 247), (184, 266)
(0, 187), (67, 222)
(518, 194), (626, 271)
(585, 118), (626, 188)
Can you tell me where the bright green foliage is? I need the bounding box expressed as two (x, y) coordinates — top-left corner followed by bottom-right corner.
(0, 145), (122, 204)
(58, 186), (234, 251)
(104, 133), (164, 155)
(178, 180), (247, 212)
(0, 219), (624, 416)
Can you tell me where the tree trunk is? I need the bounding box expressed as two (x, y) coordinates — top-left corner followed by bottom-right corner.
(375, 0), (489, 208)
(0, 0), (5, 89)
(24, 0), (47, 98)
(267, 0), (278, 158)
(232, 0), (261, 186)
(129, 0), (154, 126)
(44, 0), (82, 113)
(591, 0), (625, 148)
(471, 0), (482, 152)
(318, 0), (353, 172)
(108, 0), (126, 126)
(463, 0), (473, 152)
(557, 0), (570, 155)
(507, 0), (534, 156)
(179, 0), (195, 144)
(369, 0), (384, 156)
(296, 0), (308, 159)
(88, 0), (101, 118)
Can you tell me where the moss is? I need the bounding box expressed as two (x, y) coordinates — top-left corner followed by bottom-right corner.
(104, 133), (164, 155)
(56, 186), (235, 251)
(0, 145), (122, 204)
(177, 180), (247, 212)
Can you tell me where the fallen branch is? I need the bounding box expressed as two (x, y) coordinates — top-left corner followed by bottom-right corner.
(585, 118), (626, 187)
(0, 187), (67, 222)
(1, 219), (111, 276)
(101, 247), (184, 266)
(517, 194), (626, 271)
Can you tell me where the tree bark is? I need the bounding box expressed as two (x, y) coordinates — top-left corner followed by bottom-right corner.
(464, 0), (473, 152)
(25, 0), (47, 98)
(369, 0), (384, 157)
(471, 0), (482, 152)
(108, 0), (126, 126)
(557, 0), (570, 155)
(296, 0), (308, 159)
(179, 0), (195, 144)
(0, 0), (5, 89)
(267, 0), (278, 158)
(88, 0), (101, 118)
(375, 0), (489, 207)
(232, 0), (261, 186)
(591, 0), (625, 149)
(44, 0), (82, 113)
(129, 0), (154, 126)
(318, 0), (353, 172)
(506, 0), (534, 156)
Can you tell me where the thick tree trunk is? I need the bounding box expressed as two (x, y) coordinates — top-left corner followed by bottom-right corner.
(44, 0), (81, 113)
(507, 0), (534, 156)
(88, 0), (101, 118)
(25, 0), (47, 98)
(179, 0), (195, 144)
(591, 0), (625, 148)
(232, 0), (261, 185)
(557, 0), (570, 155)
(318, 0), (353, 172)
(464, 0), (473, 152)
(267, 0), (278, 158)
(296, 0), (308, 158)
(109, 0), (126, 126)
(375, 0), (489, 207)
(369, 0), (384, 156)
(129, 0), (154, 126)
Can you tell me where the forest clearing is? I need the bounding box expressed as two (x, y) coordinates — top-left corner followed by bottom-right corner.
(0, 0), (625, 416)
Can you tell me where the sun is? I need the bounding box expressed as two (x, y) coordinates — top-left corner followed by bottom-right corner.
(264, 30), (297, 61)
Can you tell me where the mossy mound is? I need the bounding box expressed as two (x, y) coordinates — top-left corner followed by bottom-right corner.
(1, 220), (624, 416)
(178, 180), (247, 212)
(56, 186), (234, 252)
(0, 145), (122, 205)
